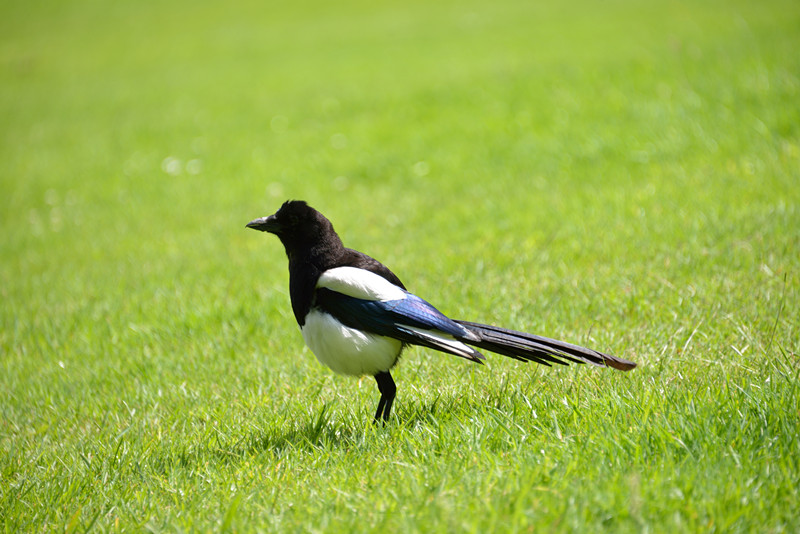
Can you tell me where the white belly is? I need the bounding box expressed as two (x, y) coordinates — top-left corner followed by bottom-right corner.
(301, 309), (402, 376)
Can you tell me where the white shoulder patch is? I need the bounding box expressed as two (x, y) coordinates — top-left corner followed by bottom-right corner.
(317, 266), (406, 301)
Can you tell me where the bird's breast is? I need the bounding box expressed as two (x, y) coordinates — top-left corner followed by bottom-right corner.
(301, 309), (402, 377)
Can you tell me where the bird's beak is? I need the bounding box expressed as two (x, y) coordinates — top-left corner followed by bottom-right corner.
(246, 214), (281, 233)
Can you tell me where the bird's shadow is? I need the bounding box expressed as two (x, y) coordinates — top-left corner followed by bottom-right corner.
(247, 404), (362, 454)
(232, 393), (485, 457)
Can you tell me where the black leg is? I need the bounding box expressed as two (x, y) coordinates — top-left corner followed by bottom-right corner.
(374, 371), (396, 423)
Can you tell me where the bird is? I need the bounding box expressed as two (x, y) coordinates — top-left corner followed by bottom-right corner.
(247, 200), (636, 422)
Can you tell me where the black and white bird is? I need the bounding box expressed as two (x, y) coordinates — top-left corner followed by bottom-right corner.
(247, 200), (636, 422)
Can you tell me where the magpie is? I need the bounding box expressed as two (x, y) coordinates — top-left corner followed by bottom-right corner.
(247, 200), (636, 422)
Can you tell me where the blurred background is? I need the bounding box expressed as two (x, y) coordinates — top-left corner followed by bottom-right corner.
(3, 0), (797, 343)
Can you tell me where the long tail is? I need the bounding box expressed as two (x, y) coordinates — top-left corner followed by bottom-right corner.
(454, 320), (637, 371)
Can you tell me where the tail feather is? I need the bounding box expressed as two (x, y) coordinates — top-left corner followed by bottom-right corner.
(454, 320), (637, 371)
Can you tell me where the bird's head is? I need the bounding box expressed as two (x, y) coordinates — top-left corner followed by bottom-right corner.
(247, 200), (341, 259)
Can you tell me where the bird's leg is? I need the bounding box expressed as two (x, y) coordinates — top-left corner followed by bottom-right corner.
(373, 371), (396, 423)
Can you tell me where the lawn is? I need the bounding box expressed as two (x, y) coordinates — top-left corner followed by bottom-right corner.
(1, 0), (799, 531)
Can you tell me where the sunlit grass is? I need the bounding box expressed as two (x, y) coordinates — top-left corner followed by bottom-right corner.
(1, 0), (799, 531)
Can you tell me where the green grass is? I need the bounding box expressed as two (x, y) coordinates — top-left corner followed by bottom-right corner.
(2, 0), (799, 531)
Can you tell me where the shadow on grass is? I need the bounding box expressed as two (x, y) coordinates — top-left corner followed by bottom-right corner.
(247, 404), (363, 453)
(235, 392), (487, 456)
(147, 392), (490, 475)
